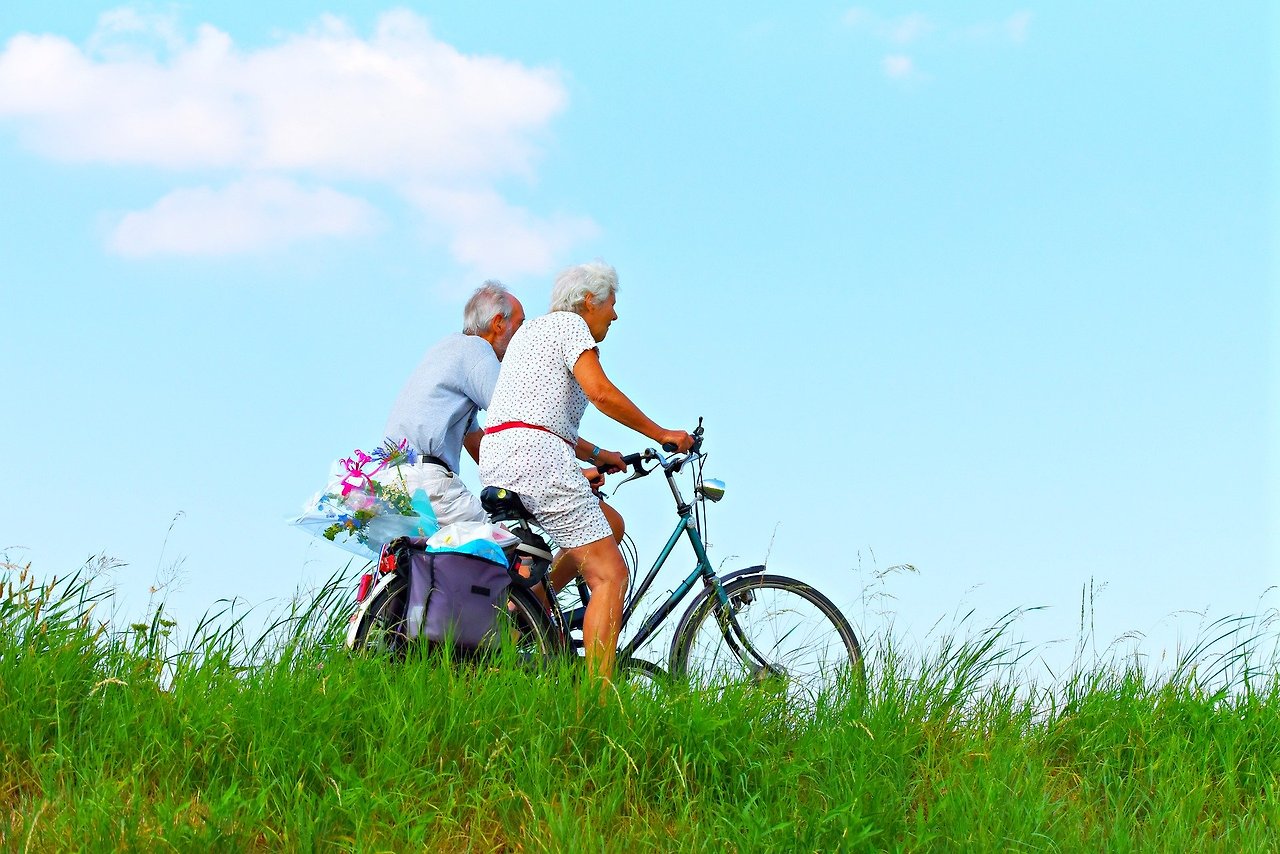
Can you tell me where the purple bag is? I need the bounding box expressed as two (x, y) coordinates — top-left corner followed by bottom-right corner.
(398, 538), (511, 649)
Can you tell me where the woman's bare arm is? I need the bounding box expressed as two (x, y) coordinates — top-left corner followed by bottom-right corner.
(573, 349), (692, 450)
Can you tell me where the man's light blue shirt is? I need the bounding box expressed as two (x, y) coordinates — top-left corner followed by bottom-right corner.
(383, 333), (500, 473)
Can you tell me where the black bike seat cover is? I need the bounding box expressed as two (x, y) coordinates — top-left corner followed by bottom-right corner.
(480, 486), (535, 523)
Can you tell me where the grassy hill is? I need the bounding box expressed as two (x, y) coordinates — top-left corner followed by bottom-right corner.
(2, 565), (1277, 852)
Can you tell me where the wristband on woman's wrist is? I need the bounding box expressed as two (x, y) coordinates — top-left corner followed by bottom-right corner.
(589, 445), (601, 462)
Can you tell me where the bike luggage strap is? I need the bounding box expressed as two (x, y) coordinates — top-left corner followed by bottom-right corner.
(483, 421), (574, 447)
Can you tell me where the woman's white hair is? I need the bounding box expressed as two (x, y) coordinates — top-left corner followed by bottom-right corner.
(550, 260), (619, 313)
(462, 280), (516, 334)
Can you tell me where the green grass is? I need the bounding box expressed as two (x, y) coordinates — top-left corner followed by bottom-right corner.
(2, 563), (1277, 852)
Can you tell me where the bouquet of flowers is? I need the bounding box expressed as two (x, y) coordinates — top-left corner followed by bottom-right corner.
(291, 439), (439, 559)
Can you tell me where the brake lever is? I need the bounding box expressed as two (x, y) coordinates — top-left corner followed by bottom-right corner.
(608, 451), (656, 492)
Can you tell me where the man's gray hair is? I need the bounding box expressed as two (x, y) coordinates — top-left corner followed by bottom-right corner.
(462, 280), (516, 334)
(550, 260), (619, 313)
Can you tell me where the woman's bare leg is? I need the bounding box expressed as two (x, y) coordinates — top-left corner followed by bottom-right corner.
(548, 498), (625, 592)
(553, 535), (629, 681)
(601, 498), (625, 541)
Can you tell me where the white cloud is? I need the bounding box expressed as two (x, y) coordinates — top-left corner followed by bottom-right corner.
(842, 7), (1031, 46)
(842, 9), (935, 45)
(882, 55), (917, 80)
(407, 185), (600, 280)
(843, 9), (933, 80)
(886, 13), (934, 45)
(842, 8), (1031, 82)
(0, 8), (594, 269)
(960, 11), (1034, 45)
(1007, 12), (1032, 44)
(87, 7), (187, 59)
(0, 9), (564, 177)
(108, 176), (379, 257)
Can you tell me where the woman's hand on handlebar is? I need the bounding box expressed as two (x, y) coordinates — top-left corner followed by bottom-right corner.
(594, 448), (628, 475)
(658, 429), (695, 453)
(588, 448), (629, 481)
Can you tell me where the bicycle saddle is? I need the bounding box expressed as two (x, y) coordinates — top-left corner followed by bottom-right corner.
(480, 485), (535, 523)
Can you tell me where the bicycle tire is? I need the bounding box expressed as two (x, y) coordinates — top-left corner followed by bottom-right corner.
(348, 574), (559, 662)
(349, 573), (411, 658)
(668, 573), (864, 703)
(496, 584), (561, 664)
(616, 656), (670, 695)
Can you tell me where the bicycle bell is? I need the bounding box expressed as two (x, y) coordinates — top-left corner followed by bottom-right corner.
(697, 478), (726, 502)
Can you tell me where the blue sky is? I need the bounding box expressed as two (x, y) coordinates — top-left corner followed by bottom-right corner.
(2, 3), (1274, 669)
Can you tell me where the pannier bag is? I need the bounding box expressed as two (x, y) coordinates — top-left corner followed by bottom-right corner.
(390, 523), (516, 649)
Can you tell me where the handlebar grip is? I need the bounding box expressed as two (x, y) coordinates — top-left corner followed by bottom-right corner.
(662, 442), (677, 452)
(621, 453), (644, 466)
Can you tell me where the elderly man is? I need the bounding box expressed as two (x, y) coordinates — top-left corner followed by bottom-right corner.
(381, 280), (525, 527)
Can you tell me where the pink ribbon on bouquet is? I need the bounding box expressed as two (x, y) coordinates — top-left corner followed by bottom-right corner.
(338, 439), (411, 496)
(339, 449), (376, 496)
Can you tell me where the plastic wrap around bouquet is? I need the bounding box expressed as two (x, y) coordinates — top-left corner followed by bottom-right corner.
(291, 440), (441, 560)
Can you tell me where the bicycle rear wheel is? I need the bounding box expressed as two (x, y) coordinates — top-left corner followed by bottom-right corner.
(348, 574), (558, 662)
(349, 573), (411, 658)
(494, 585), (560, 664)
(669, 573), (864, 704)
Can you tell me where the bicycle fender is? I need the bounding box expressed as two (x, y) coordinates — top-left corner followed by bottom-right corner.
(683, 564), (767, 613)
(344, 572), (402, 650)
(716, 564), (767, 585)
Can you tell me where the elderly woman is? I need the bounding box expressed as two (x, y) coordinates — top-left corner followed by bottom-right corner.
(479, 260), (692, 681)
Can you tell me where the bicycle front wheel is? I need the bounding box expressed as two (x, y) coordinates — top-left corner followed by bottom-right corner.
(669, 573), (864, 703)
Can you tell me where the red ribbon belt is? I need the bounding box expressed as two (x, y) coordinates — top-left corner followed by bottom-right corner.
(484, 421), (574, 447)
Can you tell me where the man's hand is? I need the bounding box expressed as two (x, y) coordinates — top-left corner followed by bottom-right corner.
(594, 449), (628, 475)
(583, 467), (606, 490)
(658, 429), (695, 453)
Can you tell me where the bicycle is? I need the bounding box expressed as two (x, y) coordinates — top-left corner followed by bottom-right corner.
(348, 419), (864, 701)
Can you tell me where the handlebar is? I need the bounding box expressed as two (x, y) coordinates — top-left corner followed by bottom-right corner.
(661, 416), (705, 454)
(612, 418), (706, 488)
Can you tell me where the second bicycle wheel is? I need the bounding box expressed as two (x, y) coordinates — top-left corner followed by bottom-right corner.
(348, 573), (411, 658)
(349, 574), (559, 663)
(668, 572), (864, 704)
(493, 584), (561, 664)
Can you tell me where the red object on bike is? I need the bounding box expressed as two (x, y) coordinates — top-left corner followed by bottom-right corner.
(483, 421), (574, 447)
(356, 572), (373, 603)
(378, 549), (397, 576)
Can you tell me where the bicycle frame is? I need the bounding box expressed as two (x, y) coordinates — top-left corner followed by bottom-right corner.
(544, 438), (777, 673)
(519, 445), (719, 657)
(615, 494), (723, 662)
